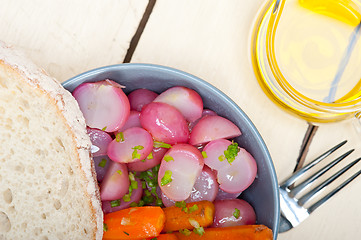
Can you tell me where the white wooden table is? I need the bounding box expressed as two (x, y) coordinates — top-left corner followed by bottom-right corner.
(2, 0), (361, 239)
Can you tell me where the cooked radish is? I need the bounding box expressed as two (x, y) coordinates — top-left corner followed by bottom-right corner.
(189, 109), (217, 131)
(116, 110), (141, 133)
(158, 144), (204, 201)
(161, 166), (218, 207)
(212, 199), (256, 227)
(140, 102), (190, 144)
(215, 188), (242, 201)
(203, 138), (232, 170)
(93, 155), (111, 182)
(203, 139), (257, 193)
(100, 161), (130, 201)
(128, 147), (167, 172)
(107, 127), (153, 163)
(87, 127), (112, 157)
(189, 115), (241, 146)
(128, 88), (158, 112)
(72, 79), (130, 132)
(217, 148), (257, 193)
(154, 86), (203, 122)
(102, 178), (143, 213)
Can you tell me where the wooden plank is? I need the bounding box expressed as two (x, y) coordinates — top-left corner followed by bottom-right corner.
(0, 0), (148, 82)
(131, 0), (309, 181)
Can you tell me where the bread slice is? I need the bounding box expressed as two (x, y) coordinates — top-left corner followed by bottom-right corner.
(0, 41), (103, 240)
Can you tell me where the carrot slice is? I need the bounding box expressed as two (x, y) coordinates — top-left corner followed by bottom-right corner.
(103, 206), (165, 240)
(162, 201), (215, 232)
(174, 225), (273, 240)
(146, 233), (179, 240)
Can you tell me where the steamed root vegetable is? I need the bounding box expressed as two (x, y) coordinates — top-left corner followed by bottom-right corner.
(107, 127), (153, 163)
(162, 201), (215, 232)
(72, 79), (130, 132)
(116, 110), (142, 133)
(189, 115), (241, 146)
(215, 188), (242, 201)
(100, 161), (130, 201)
(188, 109), (217, 131)
(212, 199), (256, 228)
(174, 225), (273, 240)
(146, 233), (179, 240)
(161, 166), (218, 207)
(128, 88), (158, 112)
(158, 144), (204, 201)
(103, 206), (165, 240)
(140, 102), (190, 145)
(87, 128), (113, 157)
(203, 139), (257, 193)
(154, 86), (203, 122)
(102, 178), (143, 214)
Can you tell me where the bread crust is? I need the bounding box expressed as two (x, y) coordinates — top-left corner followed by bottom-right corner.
(0, 41), (103, 240)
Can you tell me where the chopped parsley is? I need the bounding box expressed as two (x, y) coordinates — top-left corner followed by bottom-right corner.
(122, 194), (131, 202)
(223, 141), (240, 164)
(103, 223), (108, 232)
(116, 170), (123, 175)
(160, 170), (173, 186)
(115, 132), (124, 142)
(193, 226), (205, 236)
(233, 208), (240, 219)
(188, 204), (199, 213)
(153, 141), (172, 149)
(163, 155), (174, 162)
(201, 151), (208, 158)
(147, 152), (154, 159)
(110, 199), (121, 207)
(101, 126), (107, 131)
(179, 229), (192, 236)
(132, 145), (144, 159)
(98, 158), (107, 168)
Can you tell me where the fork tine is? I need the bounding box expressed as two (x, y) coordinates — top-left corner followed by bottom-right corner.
(308, 168), (361, 214)
(297, 157), (361, 206)
(280, 140), (347, 189)
(289, 149), (354, 197)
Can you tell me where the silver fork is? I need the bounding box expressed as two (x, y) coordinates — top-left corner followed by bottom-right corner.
(279, 140), (361, 233)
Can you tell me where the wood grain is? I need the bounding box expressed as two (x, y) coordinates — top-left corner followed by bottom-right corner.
(0, 0), (148, 81)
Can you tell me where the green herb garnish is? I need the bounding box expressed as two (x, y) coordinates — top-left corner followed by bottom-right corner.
(193, 226), (205, 236)
(132, 145), (144, 159)
(224, 141), (240, 164)
(201, 151), (208, 158)
(123, 231), (129, 236)
(153, 141), (172, 149)
(147, 152), (154, 159)
(103, 223), (108, 232)
(163, 155), (174, 162)
(233, 208), (240, 219)
(117, 170), (123, 175)
(102, 126), (107, 131)
(110, 199), (120, 207)
(160, 170), (172, 186)
(98, 158), (107, 168)
(122, 194), (131, 202)
(179, 229), (192, 236)
(188, 204), (199, 213)
(115, 132), (124, 142)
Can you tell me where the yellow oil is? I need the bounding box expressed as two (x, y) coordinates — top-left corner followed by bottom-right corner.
(252, 0), (361, 122)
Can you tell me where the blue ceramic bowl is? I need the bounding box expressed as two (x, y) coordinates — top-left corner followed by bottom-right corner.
(62, 63), (280, 239)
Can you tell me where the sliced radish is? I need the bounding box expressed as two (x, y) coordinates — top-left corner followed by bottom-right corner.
(140, 102), (190, 144)
(203, 139), (257, 193)
(100, 161), (129, 201)
(72, 80), (130, 132)
(128, 88), (158, 112)
(115, 110), (141, 133)
(87, 128), (112, 157)
(189, 109), (217, 131)
(93, 155), (111, 182)
(217, 148), (257, 193)
(215, 188), (242, 201)
(189, 115), (241, 146)
(158, 144), (204, 201)
(161, 165), (218, 207)
(107, 127), (153, 163)
(212, 199), (256, 228)
(102, 178), (143, 213)
(154, 86), (203, 122)
(128, 147), (167, 172)
(203, 139), (232, 170)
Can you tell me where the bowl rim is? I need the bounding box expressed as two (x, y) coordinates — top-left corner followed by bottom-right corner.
(62, 63), (280, 238)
